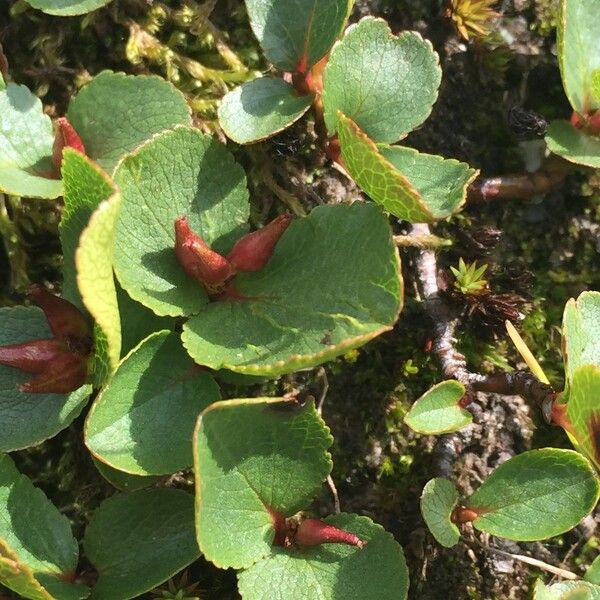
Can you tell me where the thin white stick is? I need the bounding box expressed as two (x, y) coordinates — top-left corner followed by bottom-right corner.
(478, 542), (579, 580)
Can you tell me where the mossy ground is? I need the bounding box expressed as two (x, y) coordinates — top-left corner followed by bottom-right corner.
(1, 0), (599, 598)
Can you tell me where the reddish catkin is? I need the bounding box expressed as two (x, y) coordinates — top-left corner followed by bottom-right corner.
(295, 519), (365, 549)
(227, 214), (292, 272)
(28, 284), (90, 339)
(174, 217), (234, 285)
(0, 287), (92, 394)
(52, 117), (86, 171)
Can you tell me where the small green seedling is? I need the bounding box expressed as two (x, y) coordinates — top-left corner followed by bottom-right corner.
(450, 258), (489, 295)
(219, 2), (478, 222)
(545, 0), (600, 167)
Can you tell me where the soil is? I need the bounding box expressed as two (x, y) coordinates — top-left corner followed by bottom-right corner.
(1, 0), (599, 599)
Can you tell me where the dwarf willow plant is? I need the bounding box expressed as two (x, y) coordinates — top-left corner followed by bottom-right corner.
(219, 2), (478, 223)
(407, 291), (600, 550)
(0, 23), (411, 597)
(545, 0), (600, 167)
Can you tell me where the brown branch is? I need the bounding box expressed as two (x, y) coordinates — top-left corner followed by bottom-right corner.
(412, 223), (485, 386)
(467, 157), (573, 203)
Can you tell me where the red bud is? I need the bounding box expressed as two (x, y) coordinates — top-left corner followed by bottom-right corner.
(174, 217), (234, 286)
(570, 110), (585, 129)
(52, 117), (86, 171)
(451, 506), (480, 524)
(295, 518), (365, 549)
(227, 215), (292, 273)
(0, 287), (92, 394)
(28, 285), (90, 340)
(0, 339), (64, 374)
(19, 351), (88, 394)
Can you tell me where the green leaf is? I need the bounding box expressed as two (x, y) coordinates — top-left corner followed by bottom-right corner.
(92, 457), (162, 492)
(420, 478), (460, 548)
(564, 365), (600, 470)
(546, 120), (600, 168)
(116, 285), (177, 357)
(245, 0), (352, 71)
(337, 114), (462, 222)
(404, 380), (471, 434)
(76, 184), (122, 375)
(237, 513), (409, 600)
(67, 71), (191, 174)
(467, 448), (600, 541)
(0, 306), (91, 452)
(84, 488), (199, 600)
(113, 126), (249, 317)
(60, 149), (115, 312)
(557, 0), (600, 114)
(539, 581), (600, 600)
(0, 454), (89, 600)
(0, 83), (62, 199)
(24, 0), (113, 16)
(562, 291), (600, 385)
(194, 397), (333, 569)
(86, 331), (221, 476)
(323, 17), (441, 142)
(182, 203), (402, 375)
(380, 146), (478, 217)
(218, 77), (313, 144)
(585, 555), (600, 585)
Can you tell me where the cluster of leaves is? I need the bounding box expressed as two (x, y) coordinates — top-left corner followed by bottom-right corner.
(0, 0), (470, 594)
(401, 1), (600, 576)
(1, 0), (600, 598)
(219, 2), (479, 223)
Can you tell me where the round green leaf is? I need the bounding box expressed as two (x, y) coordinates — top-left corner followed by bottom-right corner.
(0, 454), (88, 600)
(0, 306), (91, 452)
(420, 478), (461, 548)
(467, 448), (600, 541)
(237, 513), (409, 600)
(562, 291), (600, 385)
(404, 380), (471, 435)
(194, 397), (333, 569)
(546, 120), (600, 168)
(557, 0), (600, 114)
(542, 581), (600, 600)
(585, 554), (600, 585)
(113, 126), (249, 317)
(565, 365), (600, 470)
(86, 331), (221, 476)
(25, 0), (113, 16)
(67, 71), (192, 174)
(92, 457), (162, 492)
(245, 0), (352, 71)
(337, 114), (433, 222)
(0, 83), (61, 199)
(323, 17), (441, 143)
(182, 203), (402, 375)
(380, 145), (478, 218)
(83, 489), (199, 600)
(218, 77), (313, 144)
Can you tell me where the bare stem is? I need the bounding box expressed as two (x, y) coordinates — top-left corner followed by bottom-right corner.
(467, 158), (573, 203)
(412, 223), (485, 386)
